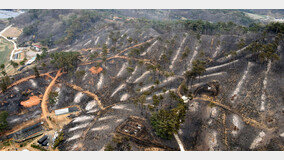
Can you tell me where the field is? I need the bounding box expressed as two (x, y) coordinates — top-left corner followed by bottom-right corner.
(1, 27), (22, 38)
(0, 36), (13, 65)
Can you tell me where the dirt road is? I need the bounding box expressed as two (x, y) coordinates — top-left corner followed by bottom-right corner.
(41, 69), (63, 129)
(193, 96), (271, 131)
(0, 25), (18, 61)
(0, 71), (57, 94)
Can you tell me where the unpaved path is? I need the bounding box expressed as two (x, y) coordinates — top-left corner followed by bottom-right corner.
(64, 82), (104, 110)
(117, 38), (155, 56)
(45, 74), (104, 110)
(174, 133), (185, 151)
(193, 97), (272, 131)
(0, 71), (57, 94)
(41, 69), (63, 129)
(0, 25), (18, 61)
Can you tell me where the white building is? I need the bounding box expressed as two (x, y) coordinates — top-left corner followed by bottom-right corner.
(55, 108), (69, 116)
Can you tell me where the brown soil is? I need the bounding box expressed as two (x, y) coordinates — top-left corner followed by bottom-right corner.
(20, 96), (42, 108)
(89, 66), (103, 74)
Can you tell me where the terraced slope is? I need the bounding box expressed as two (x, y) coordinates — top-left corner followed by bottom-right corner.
(0, 12), (283, 151)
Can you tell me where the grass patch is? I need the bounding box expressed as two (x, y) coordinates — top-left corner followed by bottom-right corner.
(0, 37), (13, 65)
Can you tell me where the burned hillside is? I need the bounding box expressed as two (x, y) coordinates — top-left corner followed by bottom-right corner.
(0, 9), (283, 151)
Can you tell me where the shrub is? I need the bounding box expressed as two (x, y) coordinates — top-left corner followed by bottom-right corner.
(31, 144), (47, 151)
(53, 132), (64, 149)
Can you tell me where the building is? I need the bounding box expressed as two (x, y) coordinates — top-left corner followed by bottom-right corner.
(38, 135), (48, 144)
(55, 108), (69, 116)
(32, 45), (41, 52)
(25, 57), (36, 65)
(11, 122), (44, 143)
(13, 50), (22, 60)
(181, 96), (189, 103)
(38, 135), (49, 146)
(55, 106), (79, 116)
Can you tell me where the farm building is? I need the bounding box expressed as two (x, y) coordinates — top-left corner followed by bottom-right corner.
(38, 135), (48, 144)
(41, 139), (49, 146)
(55, 108), (69, 115)
(6, 122), (44, 143)
(38, 135), (49, 146)
(55, 106), (79, 116)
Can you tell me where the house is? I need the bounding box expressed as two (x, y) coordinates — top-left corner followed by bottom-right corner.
(32, 45), (41, 51)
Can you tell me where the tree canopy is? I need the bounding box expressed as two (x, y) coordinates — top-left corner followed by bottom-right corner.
(0, 111), (9, 133)
(151, 97), (186, 140)
(50, 52), (81, 71)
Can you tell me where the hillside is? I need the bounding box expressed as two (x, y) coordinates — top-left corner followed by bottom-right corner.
(0, 9), (283, 151)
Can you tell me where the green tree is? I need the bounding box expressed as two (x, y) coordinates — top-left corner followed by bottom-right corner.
(182, 47), (190, 58)
(1, 70), (7, 76)
(0, 64), (5, 70)
(0, 111), (9, 132)
(51, 52), (81, 72)
(33, 66), (40, 78)
(185, 59), (206, 86)
(150, 102), (186, 140)
(0, 76), (11, 93)
(10, 61), (18, 68)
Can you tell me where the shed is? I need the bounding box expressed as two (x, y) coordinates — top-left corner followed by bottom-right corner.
(69, 106), (79, 112)
(41, 139), (48, 146)
(55, 108), (69, 116)
(38, 135), (48, 144)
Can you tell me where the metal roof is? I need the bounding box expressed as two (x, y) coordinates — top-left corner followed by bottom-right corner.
(55, 108), (69, 116)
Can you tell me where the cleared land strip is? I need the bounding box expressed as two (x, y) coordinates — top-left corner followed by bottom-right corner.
(174, 133), (185, 151)
(260, 60), (271, 111)
(169, 35), (187, 70)
(75, 103), (119, 151)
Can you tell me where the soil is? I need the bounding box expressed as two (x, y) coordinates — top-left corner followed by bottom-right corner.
(20, 95), (42, 108)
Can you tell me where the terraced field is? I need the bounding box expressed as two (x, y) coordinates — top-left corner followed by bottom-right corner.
(0, 37), (13, 65)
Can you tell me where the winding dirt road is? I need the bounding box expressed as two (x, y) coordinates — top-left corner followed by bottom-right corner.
(0, 70), (57, 94)
(41, 69), (63, 129)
